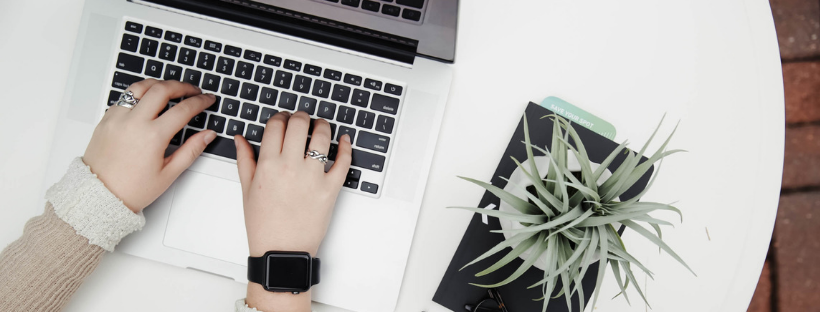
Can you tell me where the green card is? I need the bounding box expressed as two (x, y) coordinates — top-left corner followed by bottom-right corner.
(539, 96), (617, 140)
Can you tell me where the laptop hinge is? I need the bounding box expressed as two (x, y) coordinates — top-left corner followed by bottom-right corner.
(133, 0), (418, 65)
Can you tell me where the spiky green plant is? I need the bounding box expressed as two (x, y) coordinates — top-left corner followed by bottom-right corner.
(450, 114), (696, 312)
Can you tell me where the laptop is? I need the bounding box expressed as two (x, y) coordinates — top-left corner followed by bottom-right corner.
(43, 0), (456, 311)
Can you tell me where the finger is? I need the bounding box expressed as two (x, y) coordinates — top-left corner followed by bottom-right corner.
(132, 80), (202, 119)
(108, 79), (160, 116)
(156, 93), (216, 137)
(234, 134), (257, 195)
(162, 130), (217, 179)
(281, 111), (311, 160)
(327, 134), (352, 184)
(306, 119), (332, 166)
(259, 111), (290, 157)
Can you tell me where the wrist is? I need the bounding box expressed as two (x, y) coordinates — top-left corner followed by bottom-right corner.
(246, 282), (312, 312)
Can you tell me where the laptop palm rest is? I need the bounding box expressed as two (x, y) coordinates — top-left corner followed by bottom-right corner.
(163, 170), (249, 266)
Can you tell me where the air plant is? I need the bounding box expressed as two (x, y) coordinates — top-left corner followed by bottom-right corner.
(450, 114), (695, 312)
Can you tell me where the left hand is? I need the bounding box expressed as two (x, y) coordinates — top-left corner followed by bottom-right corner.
(83, 79), (217, 213)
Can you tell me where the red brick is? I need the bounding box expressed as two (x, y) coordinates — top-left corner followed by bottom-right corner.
(782, 126), (820, 189)
(774, 192), (820, 311)
(784, 62), (820, 124)
(769, 0), (820, 60)
(747, 260), (772, 312)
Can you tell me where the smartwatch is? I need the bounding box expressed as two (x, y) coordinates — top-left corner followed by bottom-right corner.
(247, 251), (321, 294)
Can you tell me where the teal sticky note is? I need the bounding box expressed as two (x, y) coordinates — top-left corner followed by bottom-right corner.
(539, 96), (617, 140)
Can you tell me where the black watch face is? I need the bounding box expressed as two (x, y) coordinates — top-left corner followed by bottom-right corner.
(266, 253), (311, 291)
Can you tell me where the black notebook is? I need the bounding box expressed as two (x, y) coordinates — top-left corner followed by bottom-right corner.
(433, 102), (653, 312)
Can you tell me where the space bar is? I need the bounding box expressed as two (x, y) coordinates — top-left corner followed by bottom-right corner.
(204, 135), (237, 160)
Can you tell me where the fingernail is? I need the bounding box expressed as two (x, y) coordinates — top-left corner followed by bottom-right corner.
(203, 131), (217, 144)
(343, 134), (351, 143)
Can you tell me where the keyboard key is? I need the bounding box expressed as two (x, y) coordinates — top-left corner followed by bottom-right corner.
(352, 149), (385, 172)
(278, 92), (298, 110)
(351, 89), (370, 107)
(111, 71), (142, 90)
(226, 119), (245, 136)
(327, 85), (350, 103)
(337, 126), (356, 142)
(121, 34), (139, 52)
(284, 59), (302, 71)
(139, 38), (159, 57)
(273, 70), (293, 88)
(240, 82), (260, 101)
(317, 101), (337, 119)
(235, 61), (254, 80)
(312, 80), (331, 98)
(384, 83), (403, 95)
(260, 87), (278, 105)
(328, 137), (338, 155)
(264, 55), (282, 67)
(221, 78), (240, 97)
(183, 69), (202, 86)
(347, 168), (361, 180)
(222, 98), (240, 116)
(164, 65), (183, 81)
(344, 74), (362, 86)
(207, 114), (227, 133)
(324, 69), (342, 81)
(294, 75), (312, 94)
(375, 115), (395, 134)
(184, 35), (202, 47)
(145, 26), (163, 38)
(382, 4), (400, 16)
(171, 130), (183, 145)
(246, 124), (265, 142)
(196, 52), (216, 71)
(216, 57), (235, 75)
(254, 66), (274, 84)
(116, 53), (144, 74)
(206, 96), (220, 112)
(371, 94), (399, 114)
(357, 131), (389, 153)
(202, 73), (221, 92)
(202, 132), (238, 160)
(159, 43), (177, 61)
(224, 45), (242, 57)
(344, 179), (359, 189)
(165, 31), (183, 43)
(364, 78), (382, 91)
(341, 0), (360, 7)
(188, 112), (207, 129)
(177, 48), (196, 66)
(355, 111), (375, 129)
(244, 50), (262, 62)
(298, 97), (318, 115)
(240, 102), (260, 121)
(260, 107), (279, 124)
(145, 60), (163, 78)
(304, 64), (322, 76)
(360, 181), (379, 194)
(396, 0), (423, 8)
(402, 8), (421, 21)
(107, 90), (121, 106)
(362, 0), (380, 11)
(336, 105), (356, 124)
(125, 21), (143, 34)
(204, 40), (222, 52)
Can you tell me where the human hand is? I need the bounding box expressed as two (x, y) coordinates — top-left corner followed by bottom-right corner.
(83, 79), (217, 213)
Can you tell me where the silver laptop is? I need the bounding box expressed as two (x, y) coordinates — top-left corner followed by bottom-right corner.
(44, 0), (456, 311)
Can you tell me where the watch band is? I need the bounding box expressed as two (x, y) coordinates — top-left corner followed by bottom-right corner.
(247, 255), (321, 288)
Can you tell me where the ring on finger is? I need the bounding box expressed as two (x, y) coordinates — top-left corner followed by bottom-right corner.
(115, 90), (140, 109)
(305, 150), (328, 164)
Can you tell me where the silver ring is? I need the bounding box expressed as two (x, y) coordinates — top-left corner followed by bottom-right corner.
(305, 150), (329, 165)
(115, 90), (140, 109)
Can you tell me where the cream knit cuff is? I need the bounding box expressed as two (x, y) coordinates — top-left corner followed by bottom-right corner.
(45, 157), (145, 252)
(235, 299), (261, 312)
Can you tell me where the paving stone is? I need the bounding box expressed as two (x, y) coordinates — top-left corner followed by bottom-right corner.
(784, 62), (820, 124)
(769, 0), (820, 60)
(774, 192), (820, 311)
(747, 260), (772, 312)
(782, 125), (820, 189)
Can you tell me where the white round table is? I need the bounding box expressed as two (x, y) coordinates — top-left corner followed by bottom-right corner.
(0, 0), (783, 311)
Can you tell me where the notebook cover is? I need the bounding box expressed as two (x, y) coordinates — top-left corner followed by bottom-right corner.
(432, 102), (653, 312)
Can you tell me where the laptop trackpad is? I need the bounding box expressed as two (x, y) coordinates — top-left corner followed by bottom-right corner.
(163, 170), (249, 266)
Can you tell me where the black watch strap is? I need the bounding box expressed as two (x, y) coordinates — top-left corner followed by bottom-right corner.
(247, 255), (321, 287)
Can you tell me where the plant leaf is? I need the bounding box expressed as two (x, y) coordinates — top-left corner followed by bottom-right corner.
(621, 220), (696, 276)
(591, 225), (609, 310)
(470, 232), (549, 288)
(458, 176), (541, 215)
(448, 206), (547, 224)
(491, 205), (584, 235)
(459, 231), (539, 270)
(475, 234), (539, 277)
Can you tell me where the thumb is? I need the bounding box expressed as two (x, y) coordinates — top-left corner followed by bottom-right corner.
(234, 134), (257, 195)
(163, 130), (217, 179)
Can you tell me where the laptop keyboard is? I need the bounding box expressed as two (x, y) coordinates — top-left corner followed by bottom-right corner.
(317, 0), (427, 23)
(107, 19), (407, 198)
